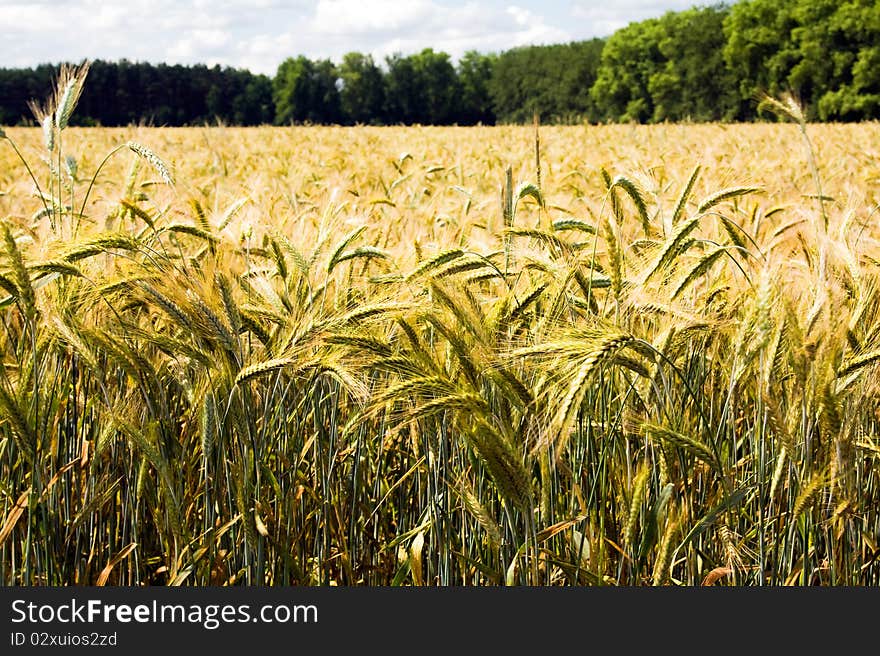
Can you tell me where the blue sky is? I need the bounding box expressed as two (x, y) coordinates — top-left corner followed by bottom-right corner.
(1, 0), (703, 75)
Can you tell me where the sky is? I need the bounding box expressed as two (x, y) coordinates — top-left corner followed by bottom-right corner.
(1, 0), (703, 75)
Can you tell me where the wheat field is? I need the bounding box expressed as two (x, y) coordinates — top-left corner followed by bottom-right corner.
(1, 71), (879, 585)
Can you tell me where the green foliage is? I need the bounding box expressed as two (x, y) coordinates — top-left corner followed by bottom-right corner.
(0, 59), (273, 127)
(273, 56), (341, 125)
(591, 20), (661, 123)
(338, 52), (386, 125)
(592, 7), (736, 123)
(490, 40), (604, 124)
(725, 0), (810, 119)
(796, 0), (880, 121)
(457, 51), (496, 125)
(384, 49), (462, 125)
(724, 0), (880, 121)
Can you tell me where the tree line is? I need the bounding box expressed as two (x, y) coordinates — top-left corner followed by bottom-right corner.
(0, 60), (275, 127)
(1, 0), (877, 126)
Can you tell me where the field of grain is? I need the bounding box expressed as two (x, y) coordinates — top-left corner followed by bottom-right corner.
(2, 78), (880, 585)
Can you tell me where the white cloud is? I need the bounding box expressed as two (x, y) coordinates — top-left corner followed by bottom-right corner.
(168, 30), (231, 60)
(192, 29), (231, 49)
(303, 0), (570, 64)
(1, 3), (67, 33)
(0, 0), (700, 74)
(311, 0), (434, 34)
(507, 5), (531, 27)
(570, 0), (703, 33)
